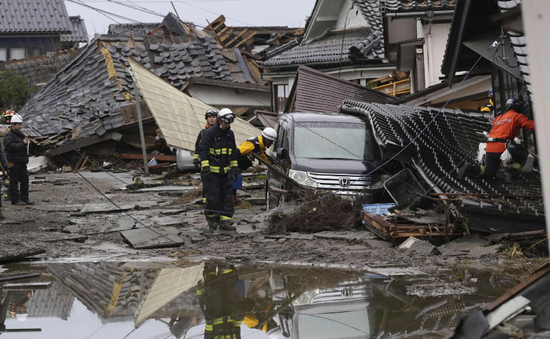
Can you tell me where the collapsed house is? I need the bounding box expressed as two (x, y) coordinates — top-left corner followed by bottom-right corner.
(340, 100), (544, 237)
(16, 13), (268, 159)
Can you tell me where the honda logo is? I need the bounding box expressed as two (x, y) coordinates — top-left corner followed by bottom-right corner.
(339, 177), (351, 187)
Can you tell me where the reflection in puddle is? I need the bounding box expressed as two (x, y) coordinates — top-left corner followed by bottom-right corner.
(0, 262), (505, 338)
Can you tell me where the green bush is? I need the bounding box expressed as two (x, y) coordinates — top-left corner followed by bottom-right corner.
(0, 69), (38, 110)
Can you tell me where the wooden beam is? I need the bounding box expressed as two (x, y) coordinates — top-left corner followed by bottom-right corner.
(51, 132), (123, 156)
(226, 28), (249, 47)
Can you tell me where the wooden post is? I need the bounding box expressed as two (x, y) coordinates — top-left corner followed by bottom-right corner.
(135, 86), (149, 175)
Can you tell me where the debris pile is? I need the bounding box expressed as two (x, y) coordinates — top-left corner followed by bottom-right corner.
(267, 193), (362, 234)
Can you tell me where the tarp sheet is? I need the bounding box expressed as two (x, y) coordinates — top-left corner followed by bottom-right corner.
(128, 57), (260, 151)
(134, 263), (204, 327)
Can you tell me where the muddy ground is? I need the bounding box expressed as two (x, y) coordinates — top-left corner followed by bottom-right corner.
(0, 170), (547, 280)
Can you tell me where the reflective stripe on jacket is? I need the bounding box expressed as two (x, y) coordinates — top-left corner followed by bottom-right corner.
(199, 124), (238, 173)
(194, 123), (211, 160)
(237, 135), (270, 170)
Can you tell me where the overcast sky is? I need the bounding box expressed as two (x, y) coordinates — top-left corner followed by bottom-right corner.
(64, 0), (316, 38)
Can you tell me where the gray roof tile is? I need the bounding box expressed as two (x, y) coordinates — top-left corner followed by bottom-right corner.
(497, 0), (531, 95)
(60, 16), (89, 43)
(383, 0), (456, 13)
(0, 0), (72, 34)
(262, 28), (384, 68)
(341, 100), (543, 217)
(108, 22), (161, 36)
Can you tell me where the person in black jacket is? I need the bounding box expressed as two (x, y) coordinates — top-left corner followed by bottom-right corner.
(3, 114), (33, 206)
(193, 108), (219, 169)
(199, 108), (239, 232)
(0, 133), (8, 218)
(194, 108), (219, 205)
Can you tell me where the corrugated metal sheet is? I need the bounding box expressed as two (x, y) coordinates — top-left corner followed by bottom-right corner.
(134, 264), (204, 327)
(129, 57), (260, 151)
(291, 66), (392, 113)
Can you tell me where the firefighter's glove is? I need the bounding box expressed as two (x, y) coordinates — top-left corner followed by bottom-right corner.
(193, 158), (200, 170)
(266, 155), (275, 164)
(201, 166), (212, 180)
(229, 168), (239, 181)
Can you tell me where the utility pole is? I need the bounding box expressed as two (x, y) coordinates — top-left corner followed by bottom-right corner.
(135, 86), (149, 175)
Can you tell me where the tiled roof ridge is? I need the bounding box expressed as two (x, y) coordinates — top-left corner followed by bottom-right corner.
(497, 0), (531, 95)
(383, 0), (457, 13)
(263, 39), (299, 60)
(349, 32), (383, 61)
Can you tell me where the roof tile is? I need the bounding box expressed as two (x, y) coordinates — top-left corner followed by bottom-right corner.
(0, 0), (72, 34)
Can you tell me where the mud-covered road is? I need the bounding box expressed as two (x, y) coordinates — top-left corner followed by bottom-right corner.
(0, 171), (545, 280)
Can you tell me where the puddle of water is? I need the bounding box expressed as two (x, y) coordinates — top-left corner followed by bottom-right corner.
(0, 261), (507, 339)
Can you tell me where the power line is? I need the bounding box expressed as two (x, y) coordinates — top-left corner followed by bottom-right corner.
(67, 0), (141, 23)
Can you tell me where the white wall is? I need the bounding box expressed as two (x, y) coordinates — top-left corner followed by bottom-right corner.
(335, 0), (368, 29)
(423, 22), (452, 87)
(187, 85), (271, 108)
(387, 18), (417, 43)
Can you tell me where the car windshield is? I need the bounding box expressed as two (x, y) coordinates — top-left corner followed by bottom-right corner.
(293, 122), (378, 161)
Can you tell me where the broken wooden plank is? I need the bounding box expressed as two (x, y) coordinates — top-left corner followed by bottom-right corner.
(362, 211), (394, 233)
(121, 227), (184, 249)
(51, 132), (123, 156)
(121, 154), (176, 162)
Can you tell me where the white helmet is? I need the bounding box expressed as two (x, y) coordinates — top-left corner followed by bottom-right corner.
(267, 326), (284, 339)
(262, 127), (277, 141)
(11, 114), (23, 123)
(16, 313), (28, 322)
(218, 108), (236, 123)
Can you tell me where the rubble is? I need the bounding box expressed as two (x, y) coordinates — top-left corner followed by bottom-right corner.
(121, 226), (184, 249)
(267, 194), (362, 234)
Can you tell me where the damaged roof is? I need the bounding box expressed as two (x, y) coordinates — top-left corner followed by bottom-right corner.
(261, 28), (384, 68)
(108, 22), (163, 36)
(383, 0), (456, 12)
(129, 57), (260, 151)
(287, 65), (392, 113)
(341, 100), (544, 222)
(18, 19), (237, 137)
(0, 0), (72, 34)
(497, 0), (531, 94)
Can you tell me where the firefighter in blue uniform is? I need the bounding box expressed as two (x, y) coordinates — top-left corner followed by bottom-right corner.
(199, 108), (239, 232)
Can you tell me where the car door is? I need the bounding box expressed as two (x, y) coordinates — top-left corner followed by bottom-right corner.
(266, 121), (289, 209)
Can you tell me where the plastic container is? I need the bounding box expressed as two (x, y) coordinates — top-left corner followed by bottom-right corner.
(232, 174), (243, 190)
(362, 203), (396, 215)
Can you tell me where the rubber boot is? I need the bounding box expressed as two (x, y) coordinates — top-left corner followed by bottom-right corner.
(218, 220), (236, 231)
(457, 162), (472, 179)
(458, 162), (480, 179)
(203, 219), (218, 234)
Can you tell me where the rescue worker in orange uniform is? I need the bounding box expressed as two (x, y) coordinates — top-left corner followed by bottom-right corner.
(458, 98), (535, 180)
